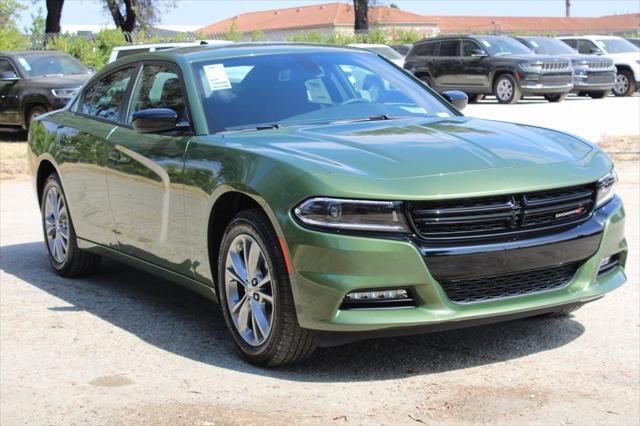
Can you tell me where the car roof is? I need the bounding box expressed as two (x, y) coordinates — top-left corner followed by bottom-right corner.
(348, 43), (390, 48)
(111, 40), (233, 51)
(559, 35), (623, 40)
(0, 50), (70, 57)
(111, 42), (373, 65)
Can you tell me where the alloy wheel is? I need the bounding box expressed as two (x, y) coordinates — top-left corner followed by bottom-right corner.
(44, 186), (69, 263)
(614, 74), (629, 95)
(496, 78), (513, 101)
(224, 234), (275, 346)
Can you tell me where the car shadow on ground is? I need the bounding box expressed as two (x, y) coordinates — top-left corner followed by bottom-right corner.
(0, 130), (27, 142)
(0, 241), (585, 382)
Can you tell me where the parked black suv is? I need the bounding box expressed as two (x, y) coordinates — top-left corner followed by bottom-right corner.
(514, 36), (615, 99)
(404, 35), (574, 104)
(0, 51), (91, 130)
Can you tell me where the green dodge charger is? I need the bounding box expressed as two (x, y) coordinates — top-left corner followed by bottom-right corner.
(27, 44), (627, 366)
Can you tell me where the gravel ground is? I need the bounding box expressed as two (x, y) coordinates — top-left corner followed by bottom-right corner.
(1, 96), (639, 425)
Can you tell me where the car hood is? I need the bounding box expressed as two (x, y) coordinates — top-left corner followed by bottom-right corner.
(494, 54), (569, 63)
(606, 51), (640, 61)
(218, 116), (613, 199)
(25, 74), (90, 88)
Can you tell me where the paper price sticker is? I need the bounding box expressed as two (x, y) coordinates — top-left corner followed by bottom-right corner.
(203, 63), (232, 91)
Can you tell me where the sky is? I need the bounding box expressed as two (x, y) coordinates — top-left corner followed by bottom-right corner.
(15, 0), (640, 31)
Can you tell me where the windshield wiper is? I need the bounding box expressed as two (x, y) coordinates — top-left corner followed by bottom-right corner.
(333, 115), (394, 124)
(221, 124), (280, 134)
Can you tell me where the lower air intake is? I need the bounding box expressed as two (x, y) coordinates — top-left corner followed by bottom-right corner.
(440, 262), (581, 304)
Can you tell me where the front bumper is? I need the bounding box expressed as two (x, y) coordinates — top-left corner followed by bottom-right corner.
(518, 71), (574, 94)
(285, 196), (626, 338)
(573, 71), (616, 91)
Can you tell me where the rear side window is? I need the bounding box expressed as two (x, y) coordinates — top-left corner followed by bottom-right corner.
(83, 67), (135, 121)
(0, 58), (16, 74)
(438, 40), (459, 57)
(411, 42), (437, 57)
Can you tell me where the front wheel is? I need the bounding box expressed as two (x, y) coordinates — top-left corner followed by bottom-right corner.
(493, 74), (521, 104)
(218, 209), (316, 366)
(544, 93), (568, 103)
(587, 91), (607, 99)
(41, 174), (101, 276)
(613, 70), (636, 96)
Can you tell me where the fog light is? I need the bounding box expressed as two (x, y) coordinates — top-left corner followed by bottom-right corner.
(598, 253), (621, 276)
(341, 288), (416, 309)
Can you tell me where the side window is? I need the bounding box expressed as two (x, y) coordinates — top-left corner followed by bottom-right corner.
(127, 64), (188, 124)
(578, 39), (598, 54)
(412, 42), (436, 57)
(89, 67), (135, 121)
(80, 80), (100, 114)
(461, 40), (484, 56)
(438, 40), (460, 57)
(562, 39), (577, 49)
(0, 59), (17, 74)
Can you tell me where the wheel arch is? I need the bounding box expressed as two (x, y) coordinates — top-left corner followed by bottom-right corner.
(35, 157), (61, 206)
(491, 69), (517, 88)
(206, 188), (287, 291)
(22, 96), (50, 128)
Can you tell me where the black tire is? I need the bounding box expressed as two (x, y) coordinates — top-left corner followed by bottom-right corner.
(41, 174), (101, 277)
(588, 91), (607, 99)
(613, 69), (636, 97)
(467, 94), (484, 103)
(544, 93), (568, 103)
(26, 105), (47, 130)
(493, 74), (522, 104)
(217, 209), (316, 366)
(417, 74), (433, 87)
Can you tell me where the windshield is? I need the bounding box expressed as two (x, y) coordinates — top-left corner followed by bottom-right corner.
(15, 54), (89, 77)
(364, 46), (405, 61)
(476, 36), (533, 56)
(522, 37), (575, 55)
(594, 38), (639, 54)
(192, 51), (455, 134)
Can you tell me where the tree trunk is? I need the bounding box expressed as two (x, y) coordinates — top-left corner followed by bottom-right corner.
(353, 0), (369, 31)
(105, 0), (137, 40)
(45, 0), (64, 34)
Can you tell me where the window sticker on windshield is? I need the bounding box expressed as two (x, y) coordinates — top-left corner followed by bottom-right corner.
(203, 64), (231, 91)
(481, 40), (491, 47)
(17, 57), (31, 71)
(530, 40), (539, 47)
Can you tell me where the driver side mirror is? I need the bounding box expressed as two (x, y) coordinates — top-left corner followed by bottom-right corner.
(441, 91), (468, 110)
(132, 108), (187, 133)
(471, 49), (488, 57)
(589, 47), (604, 55)
(0, 71), (19, 82)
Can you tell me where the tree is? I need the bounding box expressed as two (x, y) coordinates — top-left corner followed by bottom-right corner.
(353, 0), (369, 31)
(102, 0), (176, 36)
(45, 0), (64, 34)
(0, 0), (28, 50)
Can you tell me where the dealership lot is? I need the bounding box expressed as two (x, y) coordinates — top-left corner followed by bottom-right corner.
(1, 97), (639, 424)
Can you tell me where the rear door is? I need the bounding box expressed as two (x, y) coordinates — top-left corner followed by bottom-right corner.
(105, 62), (193, 275)
(432, 39), (461, 89)
(55, 65), (136, 245)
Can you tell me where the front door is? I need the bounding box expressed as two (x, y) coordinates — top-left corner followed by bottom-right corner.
(106, 62), (193, 276)
(0, 58), (21, 125)
(459, 40), (491, 91)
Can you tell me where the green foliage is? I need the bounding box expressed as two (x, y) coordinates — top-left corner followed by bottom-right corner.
(0, 0), (28, 50)
(250, 29), (266, 42)
(223, 21), (243, 42)
(286, 28), (427, 45)
(27, 7), (46, 36)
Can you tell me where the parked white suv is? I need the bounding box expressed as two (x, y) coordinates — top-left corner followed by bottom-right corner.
(558, 35), (640, 96)
(108, 40), (234, 63)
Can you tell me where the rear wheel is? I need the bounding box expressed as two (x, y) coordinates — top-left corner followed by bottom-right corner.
(544, 93), (568, 103)
(467, 94), (484, 103)
(613, 70), (636, 96)
(493, 74), (521, 104)
(218, 209), (316, 366)
(41, 174), (101, 277)
(417, 74), (433, 88)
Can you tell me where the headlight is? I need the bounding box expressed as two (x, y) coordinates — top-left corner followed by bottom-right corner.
(519, 61), (543, 72)
(596, 170), (617, 208)
(293, 198), (410, 233)
(51, 87), (79, 98)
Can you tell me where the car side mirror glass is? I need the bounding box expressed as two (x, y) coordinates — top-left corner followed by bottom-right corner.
(132, 108), (182, 133)
(589, 47), (604, 55)
(471, 49), (487, 57)
(0, 71), (19, 81)
(441, 90), (468, 110)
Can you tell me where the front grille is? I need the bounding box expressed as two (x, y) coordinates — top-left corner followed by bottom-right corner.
(540, 74), (573, 85)
(408, 183), (596, 242)
(440, 262), (580, 304)
(588, 59), (613, 70)
(586, 73), (615, 85)
(542, 61), (571, 72)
